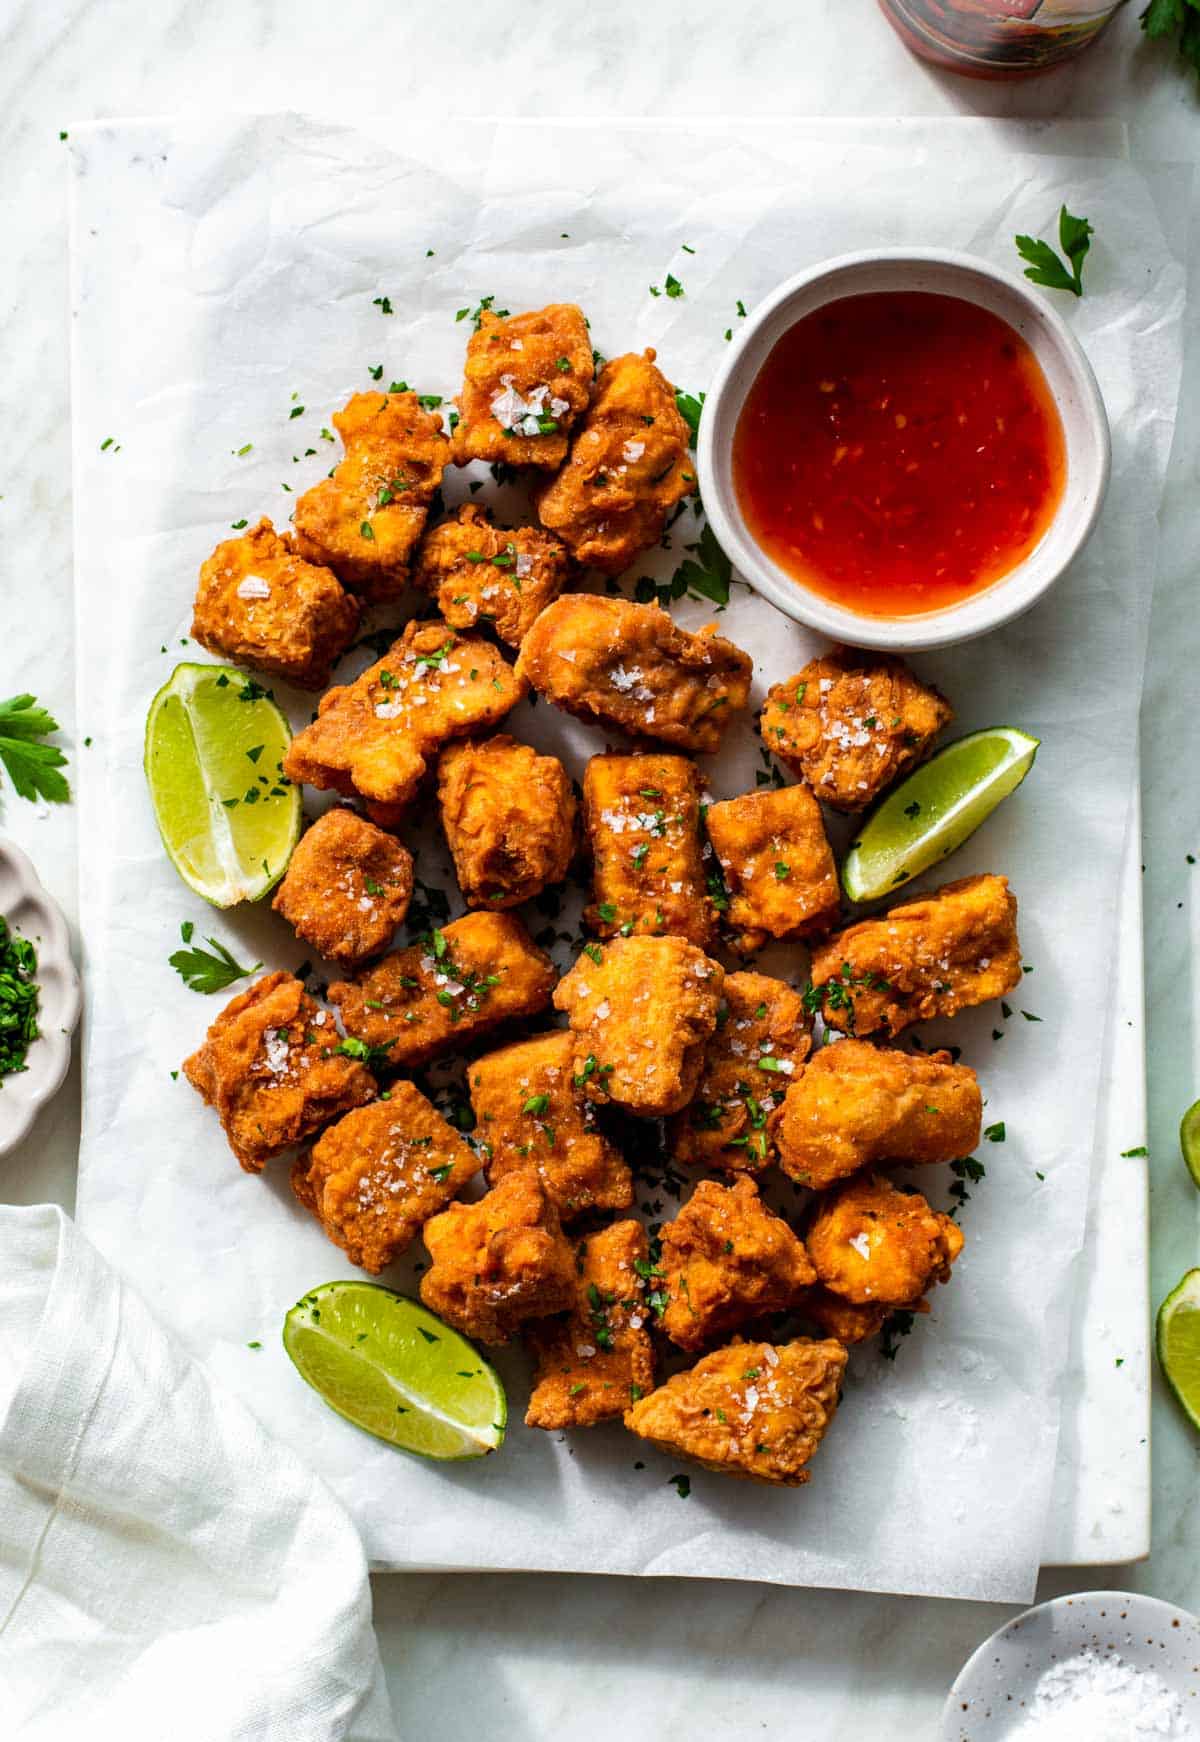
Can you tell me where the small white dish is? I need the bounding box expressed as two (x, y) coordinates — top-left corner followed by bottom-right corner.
(698, 248), (1111, 651)
(0, 837), (81, 1157)
(942, 1590), (1200, 1739)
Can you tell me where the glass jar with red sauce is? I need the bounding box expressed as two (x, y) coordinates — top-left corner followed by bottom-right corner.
(879, 0), (1127, 76)
(730, 291), (1066, 620)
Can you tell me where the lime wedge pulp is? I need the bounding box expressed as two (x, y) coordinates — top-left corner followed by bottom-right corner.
(841, 726), (1040, 905)
(144, 663), (301, 907)
(1181, 1099), (1200, 1192)
(1157, 1269), (1200, 1431)
(283, 1281), (507, 1459)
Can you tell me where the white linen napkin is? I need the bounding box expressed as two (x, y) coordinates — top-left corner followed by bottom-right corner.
(0, 1204), (396, 1741)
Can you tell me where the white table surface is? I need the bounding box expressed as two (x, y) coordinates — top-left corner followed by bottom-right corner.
(3, 3), (1198, 1735)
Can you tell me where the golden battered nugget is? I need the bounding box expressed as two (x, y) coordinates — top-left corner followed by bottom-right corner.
(553, 934), (724, 1118)
(437, 735), (576, 910)
(190, 517), (358, 690)
(772, 1038), (982, 1191)
(810, 873), (1021, 1038)
(525, 1220), (656, 1430)
(420, 1166), (576, 1344)
(292, 390), (449, 601)
(795, 1287), (890, 1347)
(704, 786), (841, 955)
(669, 972), (811, 1173)
(182, 970), (375, 1173)
(413, 505), (573, 647)
(582, 751), (714, 947)
(516, 595), (752, 754)
(329, 911), (556, 1070)
(450, 302), (593, 471)
(806, 1174), (964, 1309)
(624, 1338), (847, 1486)
(536, 349), (694, 573)
(291, 1084), (479, 1273)
(659, 1176), (816, 1352)
(761, 648), (952, 811)
(469, 1030), (633, 1221)
(282, 620), (525, 820)
(272, 808), (413, 968)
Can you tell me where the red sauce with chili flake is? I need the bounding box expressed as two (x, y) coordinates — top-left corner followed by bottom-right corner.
(732, 291), (1067, 617)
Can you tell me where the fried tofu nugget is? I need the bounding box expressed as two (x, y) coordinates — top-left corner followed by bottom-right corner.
(772, 1038), (982, 1191)
(329, 911), (556, 1070)
(437, 735), (576, 910)
(659, 1176), (816, 1352)
(413, 505), (573, 647)
(525, 1220), (656, 1430)
(272, 809), (413, 967)
(292, 390), (449, 601)
(420, 1167), (576, 1344)
(536, 349), (694, 573)
(282, 621), (525, 819)
(553, 935), (724, 1117)
(705, 786), (841, 955)
(795, 1287), (890, 1347)
(582, 751), (714, 946)
(806, 1175), (964, 1308)
(516, 596), (752, 754)
(450, 302), (594, 471)
(669, 972), (812, 1173)
(291, 1084), (479, 1273)
(190, 517), (359, 690)
(182, 971), (375, 1173)
(624, 1338), (847, 1486)
(810, 873), (1021, 1038)
(761, 648), (952, 811)
(469, 1031), (633, 1221)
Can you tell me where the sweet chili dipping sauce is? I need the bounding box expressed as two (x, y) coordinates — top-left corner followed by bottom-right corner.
(731, 291), (1066, 617)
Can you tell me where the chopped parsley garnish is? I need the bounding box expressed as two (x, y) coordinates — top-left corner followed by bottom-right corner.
(523, 1094), (551, 1116)
(0, 917), (40, 1080)
(335, 1035), (397, 1068)
(359, 520), (375, 541)
(984, 1121), (1006, 1143)
(668, 1473), (691, 1498)
(671, 523), (732, 606)
(0, 694), (70, 804)
(674, 389), (705, 447)
(372, 294), (394, 315)
(169, 935), (260, 994)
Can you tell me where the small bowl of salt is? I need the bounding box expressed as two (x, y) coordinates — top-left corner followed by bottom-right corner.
(942, 1590), (1200, 1740)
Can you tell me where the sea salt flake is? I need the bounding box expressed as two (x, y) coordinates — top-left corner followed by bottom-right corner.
(236, 575), (271, 600)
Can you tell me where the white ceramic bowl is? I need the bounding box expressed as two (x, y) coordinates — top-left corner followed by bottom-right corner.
(0, 837), (80, 1157)
(698, 249), (1111, 651)
(942, 1590), (1200, 1739)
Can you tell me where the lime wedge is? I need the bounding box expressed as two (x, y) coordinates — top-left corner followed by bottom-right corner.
(1181, 1099), (1200, 1191)
(283, 1281), (506, 1459)
(1157, 1269), (1200, 1431)
(144, 663), (300, 907)
(841, 726), (1039, 904)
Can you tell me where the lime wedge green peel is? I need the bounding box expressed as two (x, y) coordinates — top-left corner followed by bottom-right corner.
(283, 1281), (506, 1460)
(1180, 1098), (1200, 1192)
(1157, 1269), (1200, 1432)
(841, 726), (1040, 905)
(144, 663), (300, 907)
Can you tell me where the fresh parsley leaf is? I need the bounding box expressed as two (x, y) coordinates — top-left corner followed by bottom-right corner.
(1014, 205), (1094, 298)
(169, 936), (260, 994)
(671, 523), (732, 606)
(0, 694), (70, 804)
(1141, 0), (1200, 78)
(675, 389), (705, 447)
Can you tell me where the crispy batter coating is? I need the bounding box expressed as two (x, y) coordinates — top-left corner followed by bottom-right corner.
(582, 751), (714, 946)
(525, 1220), (656, 1429)
(437, 735), (576, 910)
(419, 1166), (576, 1344)
(761, 648), (952, 812)
(272, 809), (413, 967)
(705, 786), (841, 955)
(282, 620), (525, 820)
(658, 1176), (816, 1351)
(806, 1174), (964, 1308)
(329, 911), (556, 1070)
(516, 596), (752, 754)
(182, 971), (375, 1173)
(292, 390), (449, 601)
(190, 518), (359, 690)
(795, 1287), (890, 1347)
(772, 1038), (982, 1191)
(624, 1337), (847, 1486)
(535, 349), (694, 573)
(669, 972), (812, 1173)
(468, 1030), (633, 1221)
(450, 303), (594, 471)
(553, 934), (724, 1117)
(291, 1084), (479, 1273)
(413, 505), (573, 647)
(810, 873), (1021, 1038)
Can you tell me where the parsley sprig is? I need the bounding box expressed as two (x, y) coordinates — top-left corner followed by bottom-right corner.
(1141, 0), (1200, 78)
(0, 694), (70, 804)
(1014, 205), (1094, 299)
(169, 928), (261, 994)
